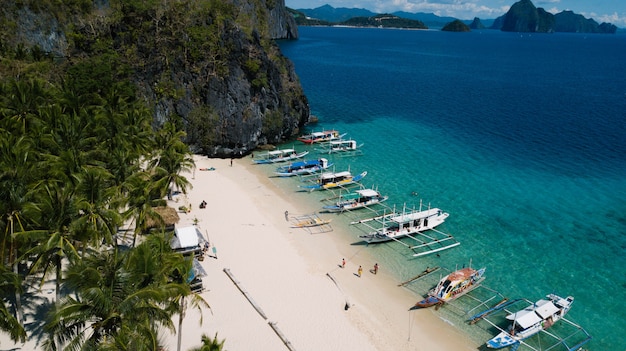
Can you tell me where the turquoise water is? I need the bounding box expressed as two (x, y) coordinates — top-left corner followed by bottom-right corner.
(277, 27), (626, 350)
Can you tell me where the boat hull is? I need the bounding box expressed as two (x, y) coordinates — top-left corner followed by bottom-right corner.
(414, 296), (441, 308)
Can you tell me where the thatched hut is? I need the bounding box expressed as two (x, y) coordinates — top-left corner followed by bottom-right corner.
(146, 206), (180, 232)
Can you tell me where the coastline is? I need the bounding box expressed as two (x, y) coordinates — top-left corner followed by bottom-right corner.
(0, 155), (480, 350)
(164, 155), (479, 351)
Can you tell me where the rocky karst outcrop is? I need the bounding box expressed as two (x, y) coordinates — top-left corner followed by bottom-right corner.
(501, 0), (616, 33)
(469, 17), (486, 29)
(1, 0), (308, 157)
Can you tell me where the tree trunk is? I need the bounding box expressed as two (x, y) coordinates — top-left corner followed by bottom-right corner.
(177, 296), (185, 351)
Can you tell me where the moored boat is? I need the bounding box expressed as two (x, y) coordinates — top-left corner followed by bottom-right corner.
(486, 294), (575, 349)
(413, 266), (486, 308)
(322, 188), (388, 212)
(358, 207), (449, 243)
(317, 139), (364, 156)
(275, 158), (332, 177)
(253, 149), (309, 164)
(297, 130), (345, 144)
(300, 170), (367, 191)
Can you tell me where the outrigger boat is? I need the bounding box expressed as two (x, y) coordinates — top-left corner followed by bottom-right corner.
(317, 139), (364, 156)
(297, 130), (345, 144)
(352, 202), (460, 256)
(253, 149), (309, 164)
(357, 207), (449, 244)
(300, 170), (367, 191)
(322, 188), (388, 213)
(486, 294), (575, 349)
(289, 213), (333, 234)
(293, 217), (332, 228)
(275, 158), (333, 177)
(413, 266), (486, 308)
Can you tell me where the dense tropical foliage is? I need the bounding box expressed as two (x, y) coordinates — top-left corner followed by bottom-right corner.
(0, 43), (206, 349)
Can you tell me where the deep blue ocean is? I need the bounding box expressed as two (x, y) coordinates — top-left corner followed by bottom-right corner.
(277, 27), (626, 350)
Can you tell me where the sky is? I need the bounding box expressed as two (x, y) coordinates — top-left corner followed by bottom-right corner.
(285, 0), (626, 27)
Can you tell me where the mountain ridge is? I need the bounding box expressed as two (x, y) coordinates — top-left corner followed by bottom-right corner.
(293, 2), (618, 32)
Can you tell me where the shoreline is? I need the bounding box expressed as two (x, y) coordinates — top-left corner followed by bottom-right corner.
(164, 156), (480, 351)
(0, 155), (481, 351)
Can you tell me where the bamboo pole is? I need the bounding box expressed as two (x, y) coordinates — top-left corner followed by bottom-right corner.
(223, 268), (267, 320)
(268, 321), (297, 351)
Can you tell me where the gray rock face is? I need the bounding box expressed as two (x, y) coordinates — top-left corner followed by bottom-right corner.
(268, 0), (299, 39)
(4, 0), (308, 158)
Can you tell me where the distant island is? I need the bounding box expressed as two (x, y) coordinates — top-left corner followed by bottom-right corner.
(441, 20), (470, 32)
(501, 0), (616, 33)
(290, 0), (617, 33)
(287, 10), (426, 29)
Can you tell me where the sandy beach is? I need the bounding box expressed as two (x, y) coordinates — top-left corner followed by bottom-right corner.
(163, 156), (479, 351)
(0, 155), (480, 351)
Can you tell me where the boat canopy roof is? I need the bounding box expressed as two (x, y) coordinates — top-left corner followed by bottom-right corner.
(321, 171), (351, 179)
(506, 299), (559, 329)
(506, 308), (543, 329)
(330, 139), (356, 145)
(389, 208), (442, 223)
(534, 299), (560, 319)
(356, 189), (380, 197)
(268, 149), (294, 155)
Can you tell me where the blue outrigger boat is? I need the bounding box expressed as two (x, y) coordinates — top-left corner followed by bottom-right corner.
(275, 158), (333, 177)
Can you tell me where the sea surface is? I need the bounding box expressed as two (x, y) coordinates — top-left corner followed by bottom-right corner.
(277, 27), (626, 351)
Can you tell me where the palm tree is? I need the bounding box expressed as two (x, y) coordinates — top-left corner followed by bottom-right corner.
(0, 132), (40, 327)
(150, 121), (195, 200)
(72, 166), (122, 255)
(0, 78), (51, 134)
(26, 179), (81, 306)
(0, 266), (26, 344)
(122, 171), (162, 246)
(188, 333), (225, 351)
(45, 233), (206, 350)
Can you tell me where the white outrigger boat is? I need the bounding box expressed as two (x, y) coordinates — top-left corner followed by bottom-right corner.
(297, 130), (346, 144)
(275, 158), (332, 177)
(486, 294), (575, 349)
(317, 139), (364, 156)
(322, 188), (388, 213)
(253, 149), (309, 164)
(352, 202), (460, 256)
(300, 170), (367, 191)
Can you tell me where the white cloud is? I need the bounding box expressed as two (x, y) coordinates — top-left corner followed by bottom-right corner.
(373, 0), (508, 19)
(589, 12), (626, 27)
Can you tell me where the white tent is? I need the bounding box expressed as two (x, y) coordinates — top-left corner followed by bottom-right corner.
(174, 226), (200, 248)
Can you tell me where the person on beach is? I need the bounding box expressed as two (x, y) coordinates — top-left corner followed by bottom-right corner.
(357, 266), (363, 277)
(230, 158), (233, 166)
(373, 263), (379, 274)
(342, 258), (346, 268)
(284, 210), (289, 221)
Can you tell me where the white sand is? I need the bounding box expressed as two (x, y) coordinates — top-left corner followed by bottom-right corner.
(165, 156), (479, 351)
(0, 155), (480, 351)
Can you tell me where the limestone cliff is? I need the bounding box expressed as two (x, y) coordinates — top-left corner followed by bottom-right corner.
(501, 0), (616, 33)
(0, 0), (308, 157)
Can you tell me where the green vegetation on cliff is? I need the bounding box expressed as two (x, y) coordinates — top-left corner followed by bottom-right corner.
(1, 0), (309, 157)
(0, 0), (307, 348)
(341, 14), (427, 29)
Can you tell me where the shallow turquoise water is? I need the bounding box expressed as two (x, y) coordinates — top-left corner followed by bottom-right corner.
(278, 27), (626, 350)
